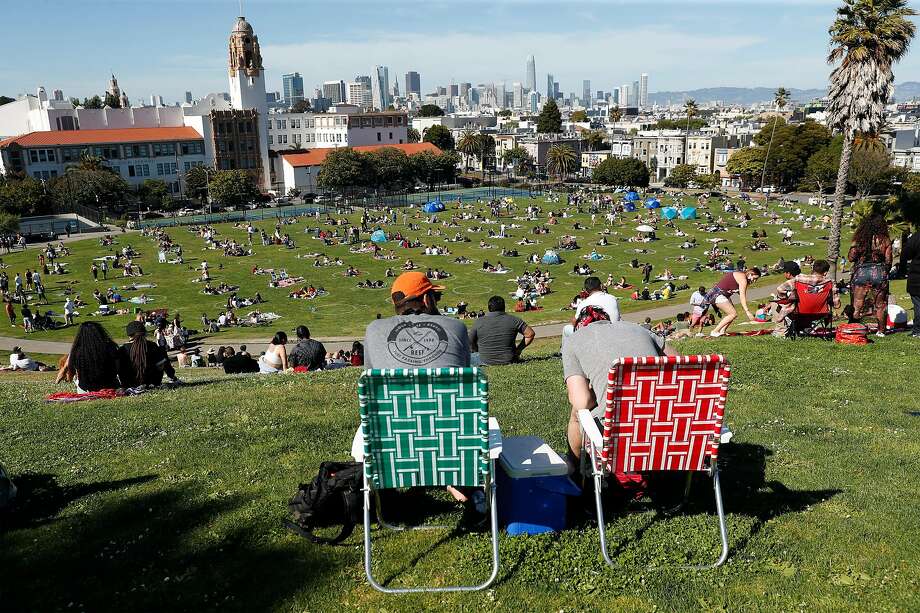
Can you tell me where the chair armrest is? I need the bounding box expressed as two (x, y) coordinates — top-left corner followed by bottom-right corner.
(578, 409), (603, 450)
(488, 417), (503, 460)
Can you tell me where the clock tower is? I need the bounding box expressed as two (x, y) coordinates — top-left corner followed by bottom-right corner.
(227, 16), (271, 190)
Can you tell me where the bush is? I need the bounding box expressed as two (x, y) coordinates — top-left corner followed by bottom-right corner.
(592, 157), (650, 187)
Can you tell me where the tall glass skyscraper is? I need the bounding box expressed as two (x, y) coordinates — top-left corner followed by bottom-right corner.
(582, 80), (591, 106)
(640, 73), (649, 107)
(282, 72), (304, 105)
(546, 74), (554, 100)
(371, 66), (390, 110)
(525, 55), (536, 92)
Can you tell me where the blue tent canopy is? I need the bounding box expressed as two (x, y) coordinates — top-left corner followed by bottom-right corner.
(680, 207), (697, 220)
(661, 207), (678, 220)
(541, 250), (561, 265)
(623, 202), (637, 212)
(624, 191), (640, 202)
(423, 199), (445, 213)
(370, 229), (388, 243)
(645, 198), (661, 209)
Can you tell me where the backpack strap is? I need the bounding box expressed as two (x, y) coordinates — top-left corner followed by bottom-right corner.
(283, 519), (355, 545)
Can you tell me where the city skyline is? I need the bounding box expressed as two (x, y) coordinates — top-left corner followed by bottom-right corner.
(4, 1), (918, 104)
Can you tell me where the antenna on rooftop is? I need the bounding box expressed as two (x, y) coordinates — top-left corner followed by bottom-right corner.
(238, 0), (244, 16)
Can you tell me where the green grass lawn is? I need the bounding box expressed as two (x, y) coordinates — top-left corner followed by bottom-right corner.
(0, 192), (853, 344)
(2, 335), (919, 611)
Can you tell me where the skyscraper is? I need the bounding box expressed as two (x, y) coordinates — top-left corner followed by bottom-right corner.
(640, 73), (649, 108)
(323, 80), (346, 104)
(347, 81), (372, 108)
(621, 83), (630, 107)
(184, 91), (193, 104)
(513, 82), (524, 109)
(371, 66), (390, 110)
(529, 90), (540, 113)
(405, 71), (421, 96)
(449, 83), (459, 97)
(612, 88), (620, 106)
(525, 55), (536, 92)
(632, 80), (640, 106)
(582, 80), (591, 106)
(282, 72), (305, 105)
(546, 74), (554, 100)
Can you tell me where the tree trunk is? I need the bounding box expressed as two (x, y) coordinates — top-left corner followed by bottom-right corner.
(828, 131), (854, 281)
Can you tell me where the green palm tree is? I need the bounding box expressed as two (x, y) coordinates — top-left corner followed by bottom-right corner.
(759, 87), (792, 194)
(683, 98), (698, 165)
(546, 144), (577, 181)
(456, 129), (479, 172)
(609, 106), (622, 123)
(825, 0), (916, 280)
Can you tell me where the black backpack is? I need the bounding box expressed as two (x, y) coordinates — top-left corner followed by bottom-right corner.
(284, 461), (367, 544)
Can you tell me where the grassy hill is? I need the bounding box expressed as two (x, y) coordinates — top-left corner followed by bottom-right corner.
(2, 336), (919, 611)
(0, 192), (845, 343)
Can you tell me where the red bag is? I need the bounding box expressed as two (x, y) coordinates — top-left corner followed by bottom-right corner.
(835, 323), (869, 345)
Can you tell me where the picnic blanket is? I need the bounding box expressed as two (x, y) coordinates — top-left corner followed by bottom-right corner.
(46, 389), (124, 403)
(275, 277), (304, 288)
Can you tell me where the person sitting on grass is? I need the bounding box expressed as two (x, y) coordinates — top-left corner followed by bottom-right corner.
(469, 296), (536, 366)
(222, 346), (259, 374)
(118, 321), (179, 388)
(288, 325), (327, 371)
(2, 346), (48, 371)
(55, 322), (121, 391)
(258, 331), (289, 374)
(563, 306), (677, 463)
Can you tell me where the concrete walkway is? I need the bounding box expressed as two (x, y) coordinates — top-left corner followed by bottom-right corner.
(0, 285), (779, 356)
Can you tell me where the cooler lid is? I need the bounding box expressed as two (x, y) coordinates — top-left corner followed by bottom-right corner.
(499, 436), (569, 478)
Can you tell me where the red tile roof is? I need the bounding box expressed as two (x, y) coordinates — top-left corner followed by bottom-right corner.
(0, 127), (203, 148)
(281, 142), (441, 168)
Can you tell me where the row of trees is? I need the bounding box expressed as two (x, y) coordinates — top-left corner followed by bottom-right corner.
(316, 147), (461, 194)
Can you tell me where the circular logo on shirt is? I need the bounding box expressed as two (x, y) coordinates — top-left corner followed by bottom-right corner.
(386, 321), (449, 366)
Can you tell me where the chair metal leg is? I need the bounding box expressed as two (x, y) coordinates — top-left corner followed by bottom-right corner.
(593, 473), (618, 567)
(363, 462), (500, 593)
(681, 466), (730, 570)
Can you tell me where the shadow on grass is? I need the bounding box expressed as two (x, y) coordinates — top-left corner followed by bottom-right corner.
(1, 478), (341, 612)
(578, 443), (841, 556)
(2, 472), (157, 531)
(907, 411), (920, 417)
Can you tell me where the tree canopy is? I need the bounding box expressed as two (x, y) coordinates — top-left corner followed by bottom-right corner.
(418, 104), (445, 117)
(0, 95), (15, 106)
(592, 157), (649, 187)
(537, 99), (562, 133)
(570, 110), (588, 122)
(207, 170), (259, 206)
(664, 164), (698, 188)
(0, 174), (52, 217)
(422, 124), (455, 151)
(291, 100), (312, 113)
(652, 118), (707, 131)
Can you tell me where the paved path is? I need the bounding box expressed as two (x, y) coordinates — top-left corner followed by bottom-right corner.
(0, 285), (779, 356)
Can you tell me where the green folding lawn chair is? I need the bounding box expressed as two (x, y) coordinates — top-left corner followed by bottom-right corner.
(356, 367), (503, 593)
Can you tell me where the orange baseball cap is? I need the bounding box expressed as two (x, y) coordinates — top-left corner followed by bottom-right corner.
(391, 271), (445, 304)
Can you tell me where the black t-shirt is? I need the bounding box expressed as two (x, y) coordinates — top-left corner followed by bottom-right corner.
(223, 353), (259, 374)
(118, 340), (172, 387)
(288, 338), (327, 370)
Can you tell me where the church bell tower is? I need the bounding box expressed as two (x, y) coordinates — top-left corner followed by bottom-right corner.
(227, 16), (271, 190)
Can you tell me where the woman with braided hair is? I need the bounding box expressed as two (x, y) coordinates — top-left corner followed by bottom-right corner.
(117, 320), (178, 387)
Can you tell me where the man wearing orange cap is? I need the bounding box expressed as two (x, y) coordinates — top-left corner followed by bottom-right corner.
(363, 271), (470, 369)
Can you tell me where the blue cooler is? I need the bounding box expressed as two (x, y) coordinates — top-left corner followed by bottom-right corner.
(496, 436), (581, 535)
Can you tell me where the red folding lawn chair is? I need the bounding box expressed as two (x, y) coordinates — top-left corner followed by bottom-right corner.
(786, 280), (834, 338)
(578, 354), (731, 569)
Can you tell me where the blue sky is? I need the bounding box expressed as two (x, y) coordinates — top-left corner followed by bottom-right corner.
(3, 0), (919, 104)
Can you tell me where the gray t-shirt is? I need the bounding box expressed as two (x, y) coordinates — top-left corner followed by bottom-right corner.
(470, 311), (527, 366)
(562, 321), (665, 418)
(364, 314), (470, 369)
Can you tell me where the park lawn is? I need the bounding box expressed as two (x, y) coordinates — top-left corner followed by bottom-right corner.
(1, 335), (919, 612)
(0, 192), (847, 344)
